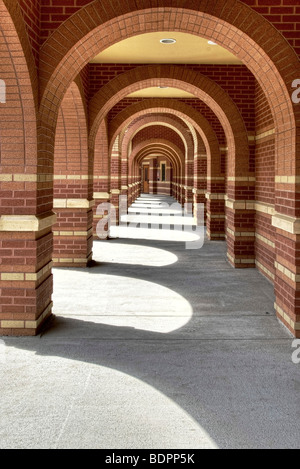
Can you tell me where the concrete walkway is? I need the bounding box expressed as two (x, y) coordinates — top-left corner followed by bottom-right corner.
(0, 195), (299, 449)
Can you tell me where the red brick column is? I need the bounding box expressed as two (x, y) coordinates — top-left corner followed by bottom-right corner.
(185, 158), (194, 212)
(193, 145), (207, 226)
(53, 196), (93, 268)
(110, 136), (121, 224)
(93, 119), (110, 238)
(0, 2), (54, 335)
(272, 178), (300, 338)
(226, 177), (256, 268)
(206, 143), (226, 240)
(52, 83), (93, 267)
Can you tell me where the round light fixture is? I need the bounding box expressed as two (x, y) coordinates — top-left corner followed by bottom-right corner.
(208, 40), (217, 45)
(158, 86), (169, 89)
(160, 38), (176, 44)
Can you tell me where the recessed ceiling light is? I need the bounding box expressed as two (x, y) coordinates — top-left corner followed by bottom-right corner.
(158, 86), (169, 89)
(208, 40), (217, 45)
(160, 38), (176, 45)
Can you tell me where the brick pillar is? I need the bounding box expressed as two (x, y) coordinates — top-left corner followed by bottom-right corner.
(0, 175), (55, 336)
(185, 158), (193, 211)
(110, 136), (121, 224)
(206, 144), (226, 240)
(93, 177), (110, 239)
(121, 154), (128, 198)
(272, 189), (300, 338)
(226, 177), (256, 268)
(193, 152), (207, 226)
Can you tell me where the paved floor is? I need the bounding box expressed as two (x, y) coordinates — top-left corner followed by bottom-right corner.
(0, 195), (299, 449)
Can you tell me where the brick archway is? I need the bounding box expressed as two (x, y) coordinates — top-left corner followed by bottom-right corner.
(89, 65), (248, 179)
(132, 139), (184, 198)
(119, 114), (197, 207)
(107, 99), (221, 179)
(108, 100), (224, 236)
(39, 1), (299, 190)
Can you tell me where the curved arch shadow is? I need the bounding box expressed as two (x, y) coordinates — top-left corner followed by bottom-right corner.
(2, 232), (298, 449)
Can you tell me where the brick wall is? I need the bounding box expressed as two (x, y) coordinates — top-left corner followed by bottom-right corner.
(39, 1), (300, 56)
(132, 125), (185, 155)
(254, 82), (276, 283)
(18, 0), (40, 67)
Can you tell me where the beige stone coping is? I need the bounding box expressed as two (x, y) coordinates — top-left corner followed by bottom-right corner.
(54, 175), (92, 180)
(255, 202), (275, 216)
(0, 174), (53, 182)
(192, 189), (206, 195)
(53, 199), (95, 209)
(0, 212), (56, 232)
(206, 213), (226, 219)
(275, 176), (300, 184)
(225, 199), (255, 210)
(227, 177), (256, 182)
(53, 229), (93, 237)
(272, 213), (300, 235)
(205, 192), (226, 200)
(111, 189), (121, 195)
(94, 192), (110, 199)
(195, 154), (207, 159)
(207, 177), (225, 181)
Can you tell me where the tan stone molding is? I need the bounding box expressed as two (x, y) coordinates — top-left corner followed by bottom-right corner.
(0, 212), (57, 232)
(0, 174), (53, 182)
(94, 192), (110, 199)
(53, 199), (95, 209)
(225, 199), (255, 210)
(205, 192), (226, 200)
(275, 176), (300, 184)
(272, 213), (300, 235)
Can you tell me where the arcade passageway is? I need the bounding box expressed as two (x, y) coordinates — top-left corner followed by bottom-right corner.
(0, 197), (298, 449)
(0, 0), (300, 450)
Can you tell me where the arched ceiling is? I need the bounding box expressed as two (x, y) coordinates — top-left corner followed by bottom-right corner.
(91, 31), (242, 65)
